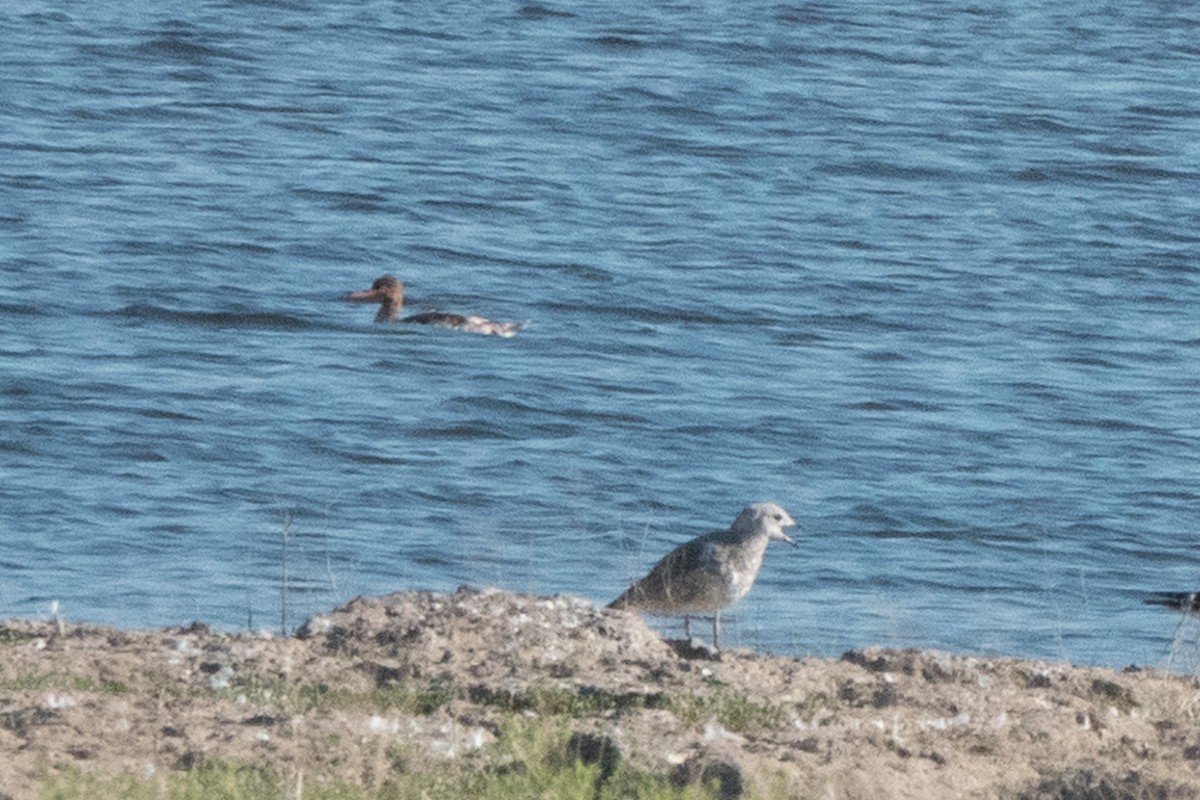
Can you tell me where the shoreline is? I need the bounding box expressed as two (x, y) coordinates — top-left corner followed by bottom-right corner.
(3, 586), (1199, 799)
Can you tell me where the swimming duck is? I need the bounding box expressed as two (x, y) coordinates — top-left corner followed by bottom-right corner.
(344, 275), (523, 337)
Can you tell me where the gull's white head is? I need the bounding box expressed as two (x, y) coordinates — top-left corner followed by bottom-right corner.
(732, 502), (797, 544)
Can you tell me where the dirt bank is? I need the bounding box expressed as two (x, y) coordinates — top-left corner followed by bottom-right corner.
(2, 587), (1199, 799)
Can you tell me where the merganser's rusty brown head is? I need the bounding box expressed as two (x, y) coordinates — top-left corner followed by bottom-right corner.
(344, 275), (404, 322)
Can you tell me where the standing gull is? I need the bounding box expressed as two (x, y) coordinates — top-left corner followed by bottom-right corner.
(608, 502), (797, 649)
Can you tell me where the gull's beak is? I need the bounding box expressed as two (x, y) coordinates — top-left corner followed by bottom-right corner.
(776, 513), (797, 546)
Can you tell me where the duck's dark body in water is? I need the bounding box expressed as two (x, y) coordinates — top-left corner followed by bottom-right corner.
(1145, 592), (1200, 616)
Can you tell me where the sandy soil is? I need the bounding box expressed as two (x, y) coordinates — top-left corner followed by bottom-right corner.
(3, 587), (1200, 799)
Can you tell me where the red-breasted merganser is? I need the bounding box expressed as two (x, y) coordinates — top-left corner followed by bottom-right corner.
(344, 275), (524, 337)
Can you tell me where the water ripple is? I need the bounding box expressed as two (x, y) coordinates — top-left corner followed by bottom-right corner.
(1, 0), (1197, 672)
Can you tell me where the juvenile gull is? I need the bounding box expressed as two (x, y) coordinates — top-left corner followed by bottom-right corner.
(1144, 592), (1200, 616)
(608, 502), (796, 649)
(344, 275), (524, 337)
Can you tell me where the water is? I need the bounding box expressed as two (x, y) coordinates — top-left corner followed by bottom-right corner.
(2, 0), (1198, 670)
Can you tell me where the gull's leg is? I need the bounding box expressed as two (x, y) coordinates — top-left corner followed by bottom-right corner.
(713, 611), (721, 650)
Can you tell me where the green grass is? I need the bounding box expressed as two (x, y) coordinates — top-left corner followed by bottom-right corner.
(0, 625), (40, 646)
(290, 681), (455, 716)
(0, 672), (129, 695)
(41, 761), (285, 800)
(21, 672), (795, 798)
(209, 675), (666, 721)
(460, 682), (785, 737)
(466, 683), (664, 716)
(37, 719), (733, 800)
(207, 675), (454, 718)
(670, 688), (788, 734)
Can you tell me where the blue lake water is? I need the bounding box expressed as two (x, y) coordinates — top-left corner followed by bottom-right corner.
(2, 0), (1198, 670)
